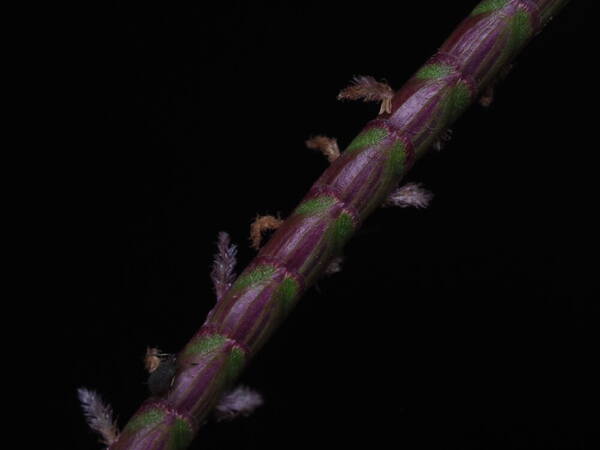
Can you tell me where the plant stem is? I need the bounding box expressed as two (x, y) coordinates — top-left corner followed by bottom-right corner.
(109, 1), (570, 448)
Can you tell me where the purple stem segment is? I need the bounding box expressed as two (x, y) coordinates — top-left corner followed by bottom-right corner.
(109, 1), (570, 448)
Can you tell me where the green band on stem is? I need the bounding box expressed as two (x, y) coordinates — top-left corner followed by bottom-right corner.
(183, 334), (227, 358)
(294, 196), (337, 216)
(507, 9), (533, 54)
(226, 346), (246, 381)
(388, 140), (407, 177)
(471, 0), (508, 15)
(448, 82), (472, 122)
(167, 418), (194, 450)
(232, 265), (276, 291)
(344, 128), (388, 155)
(332, 212), (355, 249)
(124, 408), (166, 433)
(415, 64), (454, 80)
(274, 276), (300, 314)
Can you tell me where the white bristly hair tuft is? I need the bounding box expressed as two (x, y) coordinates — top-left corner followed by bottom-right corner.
(384, 182), (433, 209)
(215, 385), (264, 421)
(78, 387), (120, 446)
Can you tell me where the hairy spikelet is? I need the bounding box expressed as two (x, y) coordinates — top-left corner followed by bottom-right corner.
(78, 388), (119, 446)
(384, 182), (433, 209)
(144, 347), (170, 373)
(210, 231), (238, 301)
(215, 386), (264, 421)
(305, 135), (340, 163)
(325, 255), (344, 276)
(250, 215), (283, 249)
(337, 75), (394, 114)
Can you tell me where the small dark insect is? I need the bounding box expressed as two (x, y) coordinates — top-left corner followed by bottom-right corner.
(147, 354), (178, 396)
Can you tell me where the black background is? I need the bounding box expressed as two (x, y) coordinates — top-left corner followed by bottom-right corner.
(61, 1), (597, 449)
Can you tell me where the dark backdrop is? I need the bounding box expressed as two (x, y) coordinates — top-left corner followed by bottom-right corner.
(62, 2), (597, 449)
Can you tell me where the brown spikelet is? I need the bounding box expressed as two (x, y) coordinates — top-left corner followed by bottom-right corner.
(337, 75), (394, 114)
(250, 215), (283, 250)
(305, 135), (340, 163)
(145, 347), (168, 373)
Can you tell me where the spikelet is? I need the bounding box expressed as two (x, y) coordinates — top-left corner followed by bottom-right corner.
(144, 347), (169, 373)
(215, 386), (264, 421)
(384, 183), (433, 209)
(250, 215), (283, 249)
(337, 75), (394, 114)
(305, 135), (340, 163)
(210, 231), (238, 301)
(78, 388), (120, 446)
